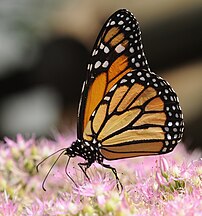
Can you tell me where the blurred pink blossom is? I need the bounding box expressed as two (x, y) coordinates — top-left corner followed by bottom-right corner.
(0, 135), (202, 215)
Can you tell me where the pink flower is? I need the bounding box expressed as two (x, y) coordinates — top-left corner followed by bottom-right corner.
(163, 192), (202, 215)
(53, 133), (76, 148)
(4, 134), (34, 149)
(74, 168), (115, 205)
(0, 192), (18, 216)
(156, 171), (167, 186)
(55, 193), (82, 215)
(1, 133), (202, 215)
(160, 157), (169, 175)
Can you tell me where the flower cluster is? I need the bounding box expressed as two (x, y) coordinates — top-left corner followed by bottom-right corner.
(0, 134), (201, 215)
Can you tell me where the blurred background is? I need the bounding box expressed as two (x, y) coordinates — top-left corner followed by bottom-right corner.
(0, 0), (201, 151)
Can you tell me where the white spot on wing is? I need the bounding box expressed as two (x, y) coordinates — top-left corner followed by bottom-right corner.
(89, 64), (93, 71)
(115, 44), (125, 53)
(104, 96), (110, 101)
(100, 43), (104, 49)
(118, 20), (124, 25)
(94, 61), (101, 69)
(102, 61), (109, 68)
(129, 47), (134, 53)
(85, 142), (90, 146)
(167, 134), (172, 140)
(104, 46), (110, 53)
(127, 72), (132, 76)
(125, 27), (131, 31)
(92, 50), (96, 56)
(165, 141), (169, 146)
(81, 82), (85, 92)
(120, 79), (127, 84)
(109, 84), (117, 92)
(154, 83), (158, 87)
(140, 77), (145, 81)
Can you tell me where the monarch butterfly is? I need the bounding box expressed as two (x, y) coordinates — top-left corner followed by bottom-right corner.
(37, 9), (184, 190)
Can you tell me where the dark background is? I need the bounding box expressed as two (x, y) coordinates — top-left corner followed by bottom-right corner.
(0, 1), (201, 151)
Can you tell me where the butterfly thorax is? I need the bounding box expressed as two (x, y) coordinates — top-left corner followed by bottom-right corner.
(65, 139), (104, 164)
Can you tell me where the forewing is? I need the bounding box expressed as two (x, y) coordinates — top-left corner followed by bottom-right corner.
(83, 69), (184, 160)
(77, 9), (150, 139)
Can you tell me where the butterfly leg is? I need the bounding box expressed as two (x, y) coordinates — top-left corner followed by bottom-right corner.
(101, 163), (123, 192)
(78, 162), (92, 181)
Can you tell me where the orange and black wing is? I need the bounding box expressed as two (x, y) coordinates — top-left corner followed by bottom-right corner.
(77, 9), (150, 140)
(80, 9), (184, 159)
(83, 69), (184, 160)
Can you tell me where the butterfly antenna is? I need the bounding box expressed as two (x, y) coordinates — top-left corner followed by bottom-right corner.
(65, 156), (78, 187)
(36, 147), (67, 172)
(40, 149), (66, 191)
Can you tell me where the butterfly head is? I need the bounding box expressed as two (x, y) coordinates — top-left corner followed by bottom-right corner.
(65, 139), (103, 164)
(65, 141), (81, 158)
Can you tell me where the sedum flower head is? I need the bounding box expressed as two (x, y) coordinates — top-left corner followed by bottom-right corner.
(0, 135), (201, 215)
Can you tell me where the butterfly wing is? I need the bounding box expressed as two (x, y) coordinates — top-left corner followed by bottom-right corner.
(84, 69), (184, 160)
(80, 9), (184, 159)
(77, 9), (150, 140)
